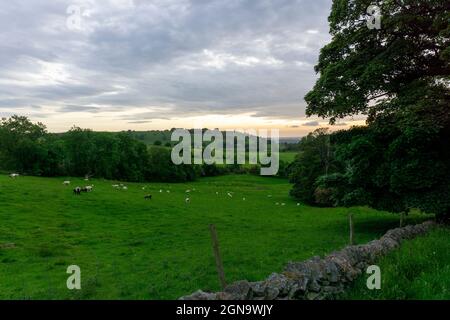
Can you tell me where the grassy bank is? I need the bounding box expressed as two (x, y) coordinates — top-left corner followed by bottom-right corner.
(341, 227), (450, 300)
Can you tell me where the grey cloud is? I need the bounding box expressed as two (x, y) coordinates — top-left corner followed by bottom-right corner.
(303, 121), (320, 127)
(59, 105), (102, 113)
(0, 0), (333, 125)
(127, 120), (153, 124)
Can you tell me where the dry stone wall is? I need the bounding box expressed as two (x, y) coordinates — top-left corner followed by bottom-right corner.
(180, 221), (435, 300)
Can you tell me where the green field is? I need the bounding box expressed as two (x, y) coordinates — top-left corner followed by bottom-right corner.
(0, 174), (429, 299)
(279, 151), (298, 163)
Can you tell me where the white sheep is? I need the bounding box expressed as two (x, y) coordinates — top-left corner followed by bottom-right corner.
(185, 197), (190, 203)
(9, 173), (19, 178)
(122, 186), (128, 190)
(63, 181), (71, 186)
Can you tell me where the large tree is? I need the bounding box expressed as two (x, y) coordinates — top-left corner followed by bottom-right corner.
(295, 0), (450, 220)
(306, 0), (449, 122)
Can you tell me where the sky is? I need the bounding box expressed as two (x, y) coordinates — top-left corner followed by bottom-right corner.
(0, 0), (365, 137)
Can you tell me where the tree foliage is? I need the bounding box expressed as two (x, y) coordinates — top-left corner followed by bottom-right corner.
(306, 0), (449, 122)
(292, 0), (450, 220)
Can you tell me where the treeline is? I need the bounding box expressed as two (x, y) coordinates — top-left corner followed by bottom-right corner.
(289, 107), (450, 220)
(0, 116), (210, 182)
(0, 116), (290, 182)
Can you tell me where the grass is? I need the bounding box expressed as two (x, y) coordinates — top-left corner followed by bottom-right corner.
(0, 174), (430, 300)
(341, 226), (450, 300)
(279, 151), (298, 163)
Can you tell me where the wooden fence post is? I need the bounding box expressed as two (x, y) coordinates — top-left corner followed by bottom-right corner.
(349, 213), (355, 245)
(400, 212), (405, 227)
(209, 224), (227, 290)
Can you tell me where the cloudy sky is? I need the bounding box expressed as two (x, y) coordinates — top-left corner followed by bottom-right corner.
(0, 0), (363, 136)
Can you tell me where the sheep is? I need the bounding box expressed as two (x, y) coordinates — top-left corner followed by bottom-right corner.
(63, 181), (71, 186)
(186, 190), (191, 193)
(80, 186), (92, 193)
(112, 184), (120, 188)
(185, 197), (190, 203)
(297, 203), (301, 206)
(281, 203), (286, 206)
(122, 186), (128, 190)
(144, 194), (152, 200)
(73, 187), (81, 195)
(9, 173), (19, 178)
(159, 189), (163, 193)
(243, 197), (246, 201)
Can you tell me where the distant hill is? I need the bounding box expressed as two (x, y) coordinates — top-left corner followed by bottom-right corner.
(124, 130), (174, 146)
(123, 130), (300, 152)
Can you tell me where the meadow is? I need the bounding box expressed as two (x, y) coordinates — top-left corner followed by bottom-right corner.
(0, 174), (429, 299)
(342, 227), (450, 300)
